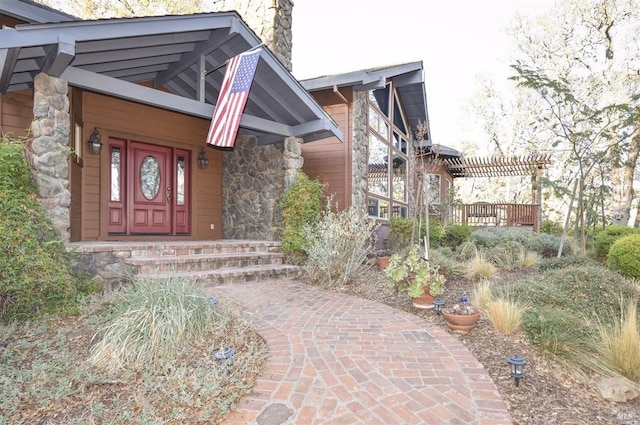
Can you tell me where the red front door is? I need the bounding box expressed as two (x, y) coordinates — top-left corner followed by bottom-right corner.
(108, 139), (191, 235)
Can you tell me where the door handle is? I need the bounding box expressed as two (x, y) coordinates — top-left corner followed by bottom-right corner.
(166, 187), (172, 204)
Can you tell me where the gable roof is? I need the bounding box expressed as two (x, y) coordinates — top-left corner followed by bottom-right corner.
(299, 62), (430, 144)
(0, 11), (342, 144)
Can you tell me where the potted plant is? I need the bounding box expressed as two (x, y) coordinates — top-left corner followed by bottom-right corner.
(385, 246), (446, 309)
(375, 239), (391, 270)
(442, 295), (481, 331)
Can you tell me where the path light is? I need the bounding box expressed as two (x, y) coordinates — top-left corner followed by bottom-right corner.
(215, 347), (236, 371)
(433, 299), (445, 316)
(507, 355), (526, 387)
(208, 296), (219, 305)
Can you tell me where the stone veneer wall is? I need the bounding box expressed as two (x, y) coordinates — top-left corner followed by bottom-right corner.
(222, 135), (303, 240)
(30, 73), (71, 242)
(211, 0), (293, 71)
(352, 91), (368, 210)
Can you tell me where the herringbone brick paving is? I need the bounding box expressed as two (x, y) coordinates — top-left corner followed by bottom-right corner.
(208, 279), (512, 425)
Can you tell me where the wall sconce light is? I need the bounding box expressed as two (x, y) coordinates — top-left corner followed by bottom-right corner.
(87, 127), (102, 155)
(198, 147), (209, 169)
(507, 355), (527, 387)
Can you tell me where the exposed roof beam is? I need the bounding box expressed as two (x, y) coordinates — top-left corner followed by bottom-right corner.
(154, 21), (239, 88)
(0, 48), (20, 93)
(60, 66), (303, 138)
(41, 35), (75, 78)
(292, 118), (343, 141)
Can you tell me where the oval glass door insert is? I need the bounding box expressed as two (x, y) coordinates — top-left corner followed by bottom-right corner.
(140, 155), (160, 200)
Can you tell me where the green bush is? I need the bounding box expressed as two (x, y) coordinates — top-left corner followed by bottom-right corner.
(503, 263), (638, 374)
(440, 224), (473, 250)
(539, 255), (600, 272)
(0, 137), (91, 320)
(607, 234), (640, 279)
(302, 206), (378, 287)
(540, 220), (563, 236)
(594, 225), (640, 259)
(388, 217), (443, 252)
(469, 226), (568, 258)
(279, 171), (325, 263)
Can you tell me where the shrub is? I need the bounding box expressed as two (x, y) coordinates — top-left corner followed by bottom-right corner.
(591, 299), (640, 381)
(487, 240), (523, 271)
(302, 206), (378, 287)
(594, 225), (640, 259)
(485, 297), (527, 335)
(538, 255), (599, 272)
(429, 247), (466, 278)
(607, 234), (640, 279)
(89, 277), (216, 371)
(540, 220), (563, 236)
(472, 280), (495, 311)
(0, 136), (92, 320)
(279, 171), (325, 263)
(469, 227), (568, 258)
(465, 252), (496, 281)
(388, 217), (443, 252)
(440, 224), (473, 250)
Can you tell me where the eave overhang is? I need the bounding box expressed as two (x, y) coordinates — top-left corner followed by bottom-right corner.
(0, 12), (342, 144)
(300, 62), (429, 143)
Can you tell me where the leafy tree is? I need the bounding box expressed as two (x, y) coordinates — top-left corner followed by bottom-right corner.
(509, 0), (640, 230)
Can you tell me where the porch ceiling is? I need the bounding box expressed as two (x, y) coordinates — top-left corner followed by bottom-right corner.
(444, 154), (553, 178)
(0, 12), (342, 145)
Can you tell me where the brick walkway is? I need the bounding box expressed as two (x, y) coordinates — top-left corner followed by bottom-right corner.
(208, 280), (512, 425)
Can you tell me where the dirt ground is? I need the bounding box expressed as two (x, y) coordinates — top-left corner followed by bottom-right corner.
(336, 265), (640, 425)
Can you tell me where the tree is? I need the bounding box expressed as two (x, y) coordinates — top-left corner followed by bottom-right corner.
(38, 0), (203, 19)
(509, 0), (640, 228)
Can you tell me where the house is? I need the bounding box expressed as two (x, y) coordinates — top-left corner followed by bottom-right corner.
(299, 63), (433, 244)
(0, 0), (342, 244)
(0, 0), (344, 284)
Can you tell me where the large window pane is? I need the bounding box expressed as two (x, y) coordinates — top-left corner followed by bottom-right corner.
(110, 147), (121, 202)
(368, 133), (389, 197)
(392, 155), (407, 202)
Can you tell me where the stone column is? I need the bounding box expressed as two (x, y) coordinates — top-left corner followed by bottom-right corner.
(283, 136), (303, 190)
(352, 91), (368, 211)
(30, 73), (71, 242)
(210, 0), (293, 71)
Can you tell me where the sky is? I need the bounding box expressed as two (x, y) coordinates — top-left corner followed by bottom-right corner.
(291, 0), (557, 149)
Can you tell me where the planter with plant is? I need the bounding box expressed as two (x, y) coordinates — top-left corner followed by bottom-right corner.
(442, 295), (481, 331)
(385, 246), (446, 309)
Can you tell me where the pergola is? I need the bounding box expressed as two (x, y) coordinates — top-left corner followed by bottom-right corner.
(442, 153), (553, 230)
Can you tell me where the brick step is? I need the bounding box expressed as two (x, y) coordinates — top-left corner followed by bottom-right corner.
(149, 264), (301, 286)
(125, 251), (284, 274)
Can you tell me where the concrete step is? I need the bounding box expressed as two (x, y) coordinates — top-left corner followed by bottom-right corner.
(151, 264), (301, 286)
(125, 251), (284, 274)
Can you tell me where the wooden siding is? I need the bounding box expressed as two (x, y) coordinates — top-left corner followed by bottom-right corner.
(81, 90), (223, 241)
(302, 88), (352, 210)
(1, 90), (33, 138)
(0, 14), (26, 28)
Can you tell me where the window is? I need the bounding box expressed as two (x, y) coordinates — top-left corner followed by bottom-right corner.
(367, 83), (410, 219)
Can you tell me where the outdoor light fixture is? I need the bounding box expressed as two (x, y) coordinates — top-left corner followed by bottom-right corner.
(198, 147), (209, 169)
(215, 347), (236, 372)
(507, 355), (527, 387)
(87, 127), (102, 154)
(433, 299), (445, 316)
(208, 296), (219, 305)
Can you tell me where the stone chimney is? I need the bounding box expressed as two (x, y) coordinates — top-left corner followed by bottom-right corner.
(211, 0), (293, 71)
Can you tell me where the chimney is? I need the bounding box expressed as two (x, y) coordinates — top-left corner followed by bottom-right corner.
(211, 0), (293, 71)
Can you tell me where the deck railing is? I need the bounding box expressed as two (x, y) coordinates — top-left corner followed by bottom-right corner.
(443, 203), (540, 231)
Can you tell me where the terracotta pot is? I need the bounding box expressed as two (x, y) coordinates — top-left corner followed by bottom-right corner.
(411, 289), (435, 309)
(376, 256), (391, 270)
(442, 309), (481, 332)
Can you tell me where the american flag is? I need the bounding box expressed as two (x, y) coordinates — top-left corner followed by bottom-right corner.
(206, 48), (262, 148)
